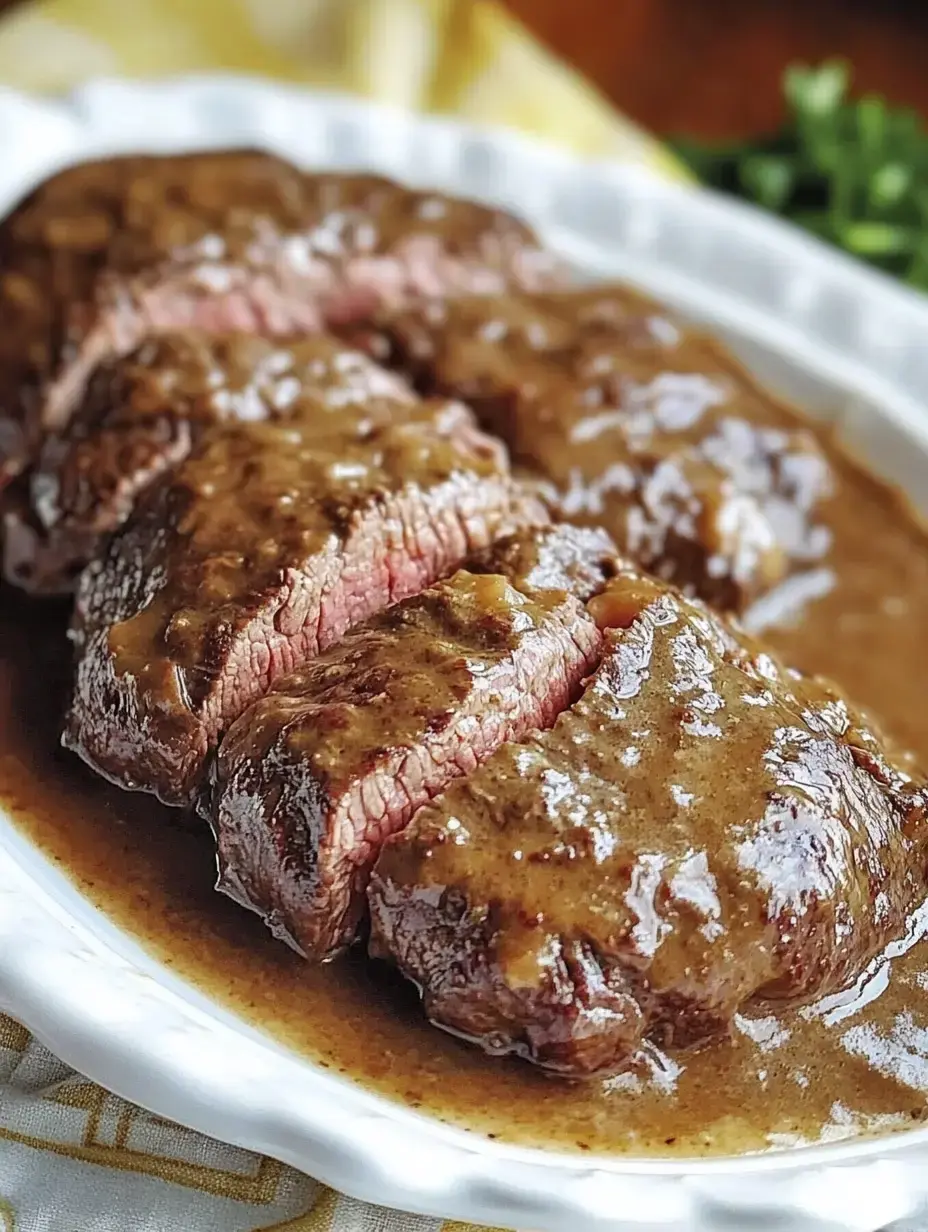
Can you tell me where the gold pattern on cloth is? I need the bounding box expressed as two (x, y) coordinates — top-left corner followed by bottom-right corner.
(0, 1018), (29, 1057)
(442, 1223), (512, 1231)
(0, 1036), (298, 1204)
(258, 1188), (338, 1232)
(0, 0), (681, 1228)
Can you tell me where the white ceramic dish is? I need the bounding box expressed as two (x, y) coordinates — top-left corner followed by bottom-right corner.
(2, 77), (928, 1232)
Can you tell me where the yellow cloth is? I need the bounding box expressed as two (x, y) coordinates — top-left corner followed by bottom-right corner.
(0, 0), (686, 176)
(0, 2), (682, 1229)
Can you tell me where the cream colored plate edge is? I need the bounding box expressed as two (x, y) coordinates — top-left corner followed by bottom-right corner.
(0, 77), (927, 1232)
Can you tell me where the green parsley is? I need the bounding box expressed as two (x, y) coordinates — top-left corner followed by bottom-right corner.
(673, 61), (928, 289)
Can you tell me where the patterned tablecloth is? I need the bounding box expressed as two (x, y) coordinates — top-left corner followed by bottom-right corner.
(0, 2), (690, 1229)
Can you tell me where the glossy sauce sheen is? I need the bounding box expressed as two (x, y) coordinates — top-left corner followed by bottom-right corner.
(4, 446), (928, 1157)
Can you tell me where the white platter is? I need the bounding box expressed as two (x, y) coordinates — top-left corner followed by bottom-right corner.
(2, 76), (928, 1232)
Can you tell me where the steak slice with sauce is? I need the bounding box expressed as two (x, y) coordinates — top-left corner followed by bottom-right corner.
(351, 285), (834, 612)
(207, 529), (610, 959)
(2, 333), (413, 595)
(64, 393), (544, 808)
(0, 151), (561, 486)
(369, 572), (928, 1078)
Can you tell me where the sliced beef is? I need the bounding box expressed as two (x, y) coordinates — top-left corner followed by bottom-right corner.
(2, 332), (412, 595)
(207, 539), (606, 960)
(0, 151), (560, 486)
(369, 572), (928, 1078)
(352, 285), (834, 612)
(64, 394), (544, 808)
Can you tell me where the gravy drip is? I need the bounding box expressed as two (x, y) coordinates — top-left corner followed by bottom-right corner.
(3, 447), (928, 1157)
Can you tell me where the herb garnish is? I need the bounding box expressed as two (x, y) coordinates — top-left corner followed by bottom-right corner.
(674, 61), (928, 289)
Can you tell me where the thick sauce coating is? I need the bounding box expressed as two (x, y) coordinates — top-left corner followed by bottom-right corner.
(371, 575), (928, 1077)
(3, 448), (928, 1156)
(3, 332), (413, 594)
(357, 288), (834, 612)
(64, 390), (536, 807)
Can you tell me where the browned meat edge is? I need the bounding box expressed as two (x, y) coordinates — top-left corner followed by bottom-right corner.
(205, 526), (616, 960)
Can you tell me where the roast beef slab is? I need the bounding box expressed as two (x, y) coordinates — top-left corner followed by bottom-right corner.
(207, 531), (609, 960)
(3, 332), (413, 595)
(369, 572), (928, 1078)
(350, 286), (834, 612)
(0, 151), (560, 486)
(64, 391), (544, 808)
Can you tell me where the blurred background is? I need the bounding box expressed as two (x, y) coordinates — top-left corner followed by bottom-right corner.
(2, 0), (928, 289)
(8, 0), (928, 137)
(504, 0), (928, 139)
(503, 0), (928, 291)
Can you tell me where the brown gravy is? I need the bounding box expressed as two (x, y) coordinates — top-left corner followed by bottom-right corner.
(4, 446), (928, 1158)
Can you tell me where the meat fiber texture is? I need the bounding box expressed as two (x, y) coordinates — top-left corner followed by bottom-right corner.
(369, 572), (928, 1078)
(64, 386), (544, 809)
(207, 526), (617, 961)
(2, 332), (413, 595)
(349, 285), (835, 614)
(0, 151), (562, 487)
